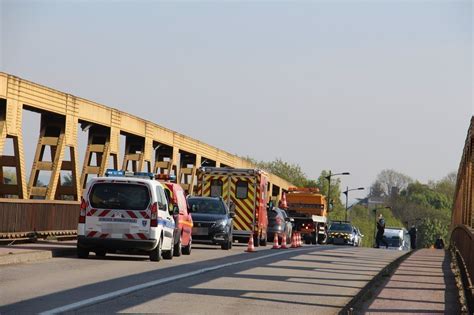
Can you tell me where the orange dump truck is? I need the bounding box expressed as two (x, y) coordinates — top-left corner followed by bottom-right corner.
(285, 187), (328, 244)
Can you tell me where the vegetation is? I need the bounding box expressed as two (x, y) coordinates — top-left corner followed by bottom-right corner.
(246, 157), (456, 249)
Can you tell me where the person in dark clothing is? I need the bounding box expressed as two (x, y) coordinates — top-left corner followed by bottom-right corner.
(376, 213), (388, 248)
(408, 225), (417, 249)
(434, 236), (445, 249)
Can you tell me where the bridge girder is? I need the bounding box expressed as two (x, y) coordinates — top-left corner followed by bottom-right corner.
(0, 72), (293, 200)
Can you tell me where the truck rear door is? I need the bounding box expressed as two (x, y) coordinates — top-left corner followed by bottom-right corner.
(229, 175), (257, 233)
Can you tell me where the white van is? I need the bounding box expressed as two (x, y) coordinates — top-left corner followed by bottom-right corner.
(77, 170), (175, 261)
(384, 227), (411, 251)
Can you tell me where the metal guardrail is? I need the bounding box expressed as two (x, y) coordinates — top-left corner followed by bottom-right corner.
(451, 117), (474, 311)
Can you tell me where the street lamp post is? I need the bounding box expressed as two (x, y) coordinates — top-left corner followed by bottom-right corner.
(343, 186), (365, 221)
(372, 206), (392, 247)
(324, 171), (350, 220)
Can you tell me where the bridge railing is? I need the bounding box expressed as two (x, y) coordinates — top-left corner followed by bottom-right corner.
(451, 116), (474, 309)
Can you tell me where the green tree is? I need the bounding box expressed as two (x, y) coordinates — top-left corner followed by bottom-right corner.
(243, 157), (316, 187)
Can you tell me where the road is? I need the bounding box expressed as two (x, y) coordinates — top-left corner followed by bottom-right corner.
(0, 244), (404, 314)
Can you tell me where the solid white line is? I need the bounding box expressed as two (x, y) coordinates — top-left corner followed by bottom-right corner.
(39, 247), (309, 314)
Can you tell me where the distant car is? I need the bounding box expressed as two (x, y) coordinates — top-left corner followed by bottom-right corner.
(384, 227), (411, 251)
(187, 196), (234, 250)
(327, 221), (357, 246)
(267, 207), (293, 243)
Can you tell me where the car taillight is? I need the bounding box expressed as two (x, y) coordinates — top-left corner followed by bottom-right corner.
(79, 198), (87, 224)
(151, 202), (158, 227)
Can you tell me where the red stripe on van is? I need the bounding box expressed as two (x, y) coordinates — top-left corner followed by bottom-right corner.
(127, 211), (137, 219)
(99, 210), (111, 217)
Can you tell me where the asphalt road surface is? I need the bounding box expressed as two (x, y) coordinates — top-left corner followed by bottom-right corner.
(0, 243), (404, 314)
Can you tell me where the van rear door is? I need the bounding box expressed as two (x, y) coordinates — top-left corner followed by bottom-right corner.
(85, 181), (152, 240)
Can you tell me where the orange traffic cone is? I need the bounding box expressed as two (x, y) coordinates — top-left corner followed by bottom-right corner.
(245, 234), (256, 252)
(272, 233), (280, 249)
(281, 233), (288, 249)
(297, 232), (302, 247)
(290, 232), (298, 248)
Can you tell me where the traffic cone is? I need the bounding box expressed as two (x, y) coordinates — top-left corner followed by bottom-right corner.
(297, 232), (302, 247)
(272, 233), (280, 249)
(281, 233), (288, 249)
(245, 234), (256, 252)
(290, 232), (298, 248)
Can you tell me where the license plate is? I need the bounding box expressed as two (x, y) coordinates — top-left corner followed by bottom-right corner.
(192, 227), (208, 236)
(334, 238), (345, 244)
(101, 223), (130, 234)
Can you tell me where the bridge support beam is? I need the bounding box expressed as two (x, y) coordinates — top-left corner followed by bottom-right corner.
(28, 114), (68, 200)
(178, 151), (200, 195)
(122, 135), (151, 173)
(80, 125), (118, 190)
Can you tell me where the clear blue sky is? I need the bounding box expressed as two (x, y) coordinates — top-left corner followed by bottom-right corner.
(1, 0), (472, 200)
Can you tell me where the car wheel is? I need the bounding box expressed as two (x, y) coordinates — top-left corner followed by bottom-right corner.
(150, 237), (162, 262)
(221, 241), (230, 250)
(77, 246), (89, 259)
(95, 250), (106, 257)
(182, 239), (192, 255)
(311, 232), (317, 245)
(163, 239), (174, 260)
(174, 237), (182, 257)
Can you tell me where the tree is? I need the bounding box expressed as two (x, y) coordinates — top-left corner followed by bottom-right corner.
(316, 170), (343, 207)
(372, 169), (413, 197)
(243, 157), (315, 187)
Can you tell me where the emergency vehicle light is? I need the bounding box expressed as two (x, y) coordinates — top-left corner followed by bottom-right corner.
(154, 174), (177, 182)
(105, 169), (125, 177)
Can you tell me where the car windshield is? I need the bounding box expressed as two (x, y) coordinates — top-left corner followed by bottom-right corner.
(90, 183), (150, 210)
(329, 223), (352, 232)
(188, 198), (226, 215)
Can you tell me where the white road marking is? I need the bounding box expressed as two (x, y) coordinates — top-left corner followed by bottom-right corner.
(39, 247), (310, 314)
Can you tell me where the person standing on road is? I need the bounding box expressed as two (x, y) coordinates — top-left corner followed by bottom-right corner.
(376, 213), (388, 248)
(408, 225), (417, 249)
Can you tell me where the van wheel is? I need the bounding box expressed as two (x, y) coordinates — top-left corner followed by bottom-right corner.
(163, 241), (174, 260)
(77, 246), (89, 259)
(150, 238), (162, 262)
(182, 240), (192, 255)
(173, 237), (182, 257)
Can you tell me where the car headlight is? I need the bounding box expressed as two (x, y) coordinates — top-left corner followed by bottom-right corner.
(213, 219), (227, 229)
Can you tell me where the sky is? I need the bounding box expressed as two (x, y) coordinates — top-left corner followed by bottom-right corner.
(1, 0), (473, 201)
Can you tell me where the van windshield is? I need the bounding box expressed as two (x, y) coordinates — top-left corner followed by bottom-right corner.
(90, 183), (150, 210)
